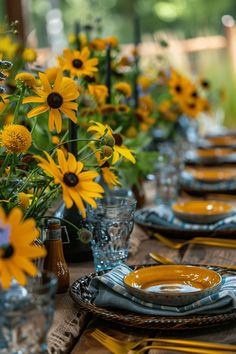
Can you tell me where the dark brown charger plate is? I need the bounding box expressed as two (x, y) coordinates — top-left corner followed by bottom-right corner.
(70, 264), (236, 330)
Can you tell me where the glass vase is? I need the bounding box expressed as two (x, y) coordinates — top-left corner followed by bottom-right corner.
(0, 271), (57, 354)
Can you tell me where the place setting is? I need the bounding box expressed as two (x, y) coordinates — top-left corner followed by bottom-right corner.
(180, 166), (236, 195)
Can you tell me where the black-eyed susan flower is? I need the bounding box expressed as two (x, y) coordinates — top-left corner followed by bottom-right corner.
(179, 98), (203, 118)
(45, 67), (61, 84)
(90, 38), (106, 51)
(15, 72), (36, 88)
(34, 149), (104, 218)
(100, 161), (120, 189)
(138, 75), (153, 91)
(100, 103), (117, 115)
(58, 47), (98, 78)
(114, 82), (132, 98)
(139, 95), (154, 113)
(23, 70), (79, 133)
(104, 36), (119, 48)
(1, 124), (32, 153)
(0, 93), (9, 113)
(88, 121), (136, 164)
(168, 70), (192, 103)
(88, 84), (108, 105)
(22, 48), (37, 63)
(116, 104), (130, 113)
(0, 207), (46, 289)
(18, 192), (31, 210)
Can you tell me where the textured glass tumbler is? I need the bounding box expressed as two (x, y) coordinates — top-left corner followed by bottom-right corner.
(0, 271), (57, 354)
(86, 196), (137, 271)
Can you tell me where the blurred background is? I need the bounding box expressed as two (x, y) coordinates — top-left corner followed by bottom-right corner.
(1, 0), (236, 127)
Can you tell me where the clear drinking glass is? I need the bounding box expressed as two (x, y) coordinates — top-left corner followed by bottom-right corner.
(86, 196), (137, 272)
(0, 271), (57, 354)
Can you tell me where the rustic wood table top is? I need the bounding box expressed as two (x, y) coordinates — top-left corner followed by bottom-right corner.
(47, 182), (236, 354)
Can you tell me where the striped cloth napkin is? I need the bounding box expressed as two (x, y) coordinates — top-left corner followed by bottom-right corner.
(134, 204), (236, 231)
(88, 264), (236, 316)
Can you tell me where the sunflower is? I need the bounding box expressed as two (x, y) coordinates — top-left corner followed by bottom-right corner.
(23, 70), (79, 133)
(0, 207), (46, 289)
(22, 48), (37, 63)
(15, 72), (36, 88)
(34, 149), (104, 218)
(88, 121), (136, 164)
(1, 124), (32, 153)
(113, 82), (132, 98)
(58, 47), (98, 78)
(88, 84), (108, 104)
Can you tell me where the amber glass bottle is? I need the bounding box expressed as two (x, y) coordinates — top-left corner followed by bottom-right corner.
(43, 219), (70, 294)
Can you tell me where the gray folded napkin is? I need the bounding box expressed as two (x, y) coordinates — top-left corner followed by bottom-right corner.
(88, 264), (236, 317)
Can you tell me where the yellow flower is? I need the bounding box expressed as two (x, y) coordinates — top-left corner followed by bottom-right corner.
(15, 72), (36, 88)
(2, 124), (32, 153)
(168, 70), (192, 103)
(139, 95), (154, 113)
(0, 35), (19, 59)
(179, 97), (203, 118)
(88, 121), (136, 164)
(104, 36), (119, 48)
(126, 126), (138, 138)
(88, 84), (108, 104)
(90, 38), (106, 51)
(158, 100), (178, 122)
(51, 135), (68, 155)
(100, 103), (117, 115)
(114, 82), (132, 98)
(22, 48), (37, 63)
(135, 108), (155, 127)
(138, 76), (153, 91)
(34, 149), (104, 218)
(23, 70), (79, 133)
(18, 192), (30, 210)
(0, 94), (9, 113)
(116, 104), (130, 113)
(58, 47), (98, 78)
(68, 33), (87, 47)
(0, 207), (46, 289)
(100, 162), (120, 189)
(45, 67), (61, 83)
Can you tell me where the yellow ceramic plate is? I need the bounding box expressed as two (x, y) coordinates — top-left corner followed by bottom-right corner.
(189, 167), (236, 182)
(172, 200), (235, 224)
(124, 265), (222, 306)
(197, 148), (236, 158)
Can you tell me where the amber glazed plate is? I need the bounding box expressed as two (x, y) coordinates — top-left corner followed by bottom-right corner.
(189, 167), (236, 183)
(197, 148), (236, 158)
(124, 265), (222, 306)
(172, 200), (235, 224)
(207, 136), (236, 146)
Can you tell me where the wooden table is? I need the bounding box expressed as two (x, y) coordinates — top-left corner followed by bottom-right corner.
(47, 182), (236, 354)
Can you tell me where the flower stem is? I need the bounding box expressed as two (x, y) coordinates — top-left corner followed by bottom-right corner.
(13, 86), (26, 124)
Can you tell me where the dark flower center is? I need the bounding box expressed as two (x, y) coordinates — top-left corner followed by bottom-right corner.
(191, 91), (198, 98)
(201, 80), (209, 88)
(175, 84), (182, 93)
(1, 245), (14, 259)
(188, 103), (196, 109)
(84, 75), (96, 83)
(63, 172), (79, 187)
(47, 92), (63, 109)
(72, 59), (83, 69)
(100, 161), (110, 168)
(113, 133), (123, 146)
